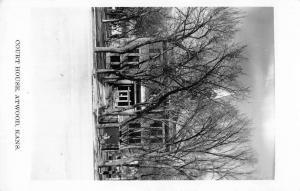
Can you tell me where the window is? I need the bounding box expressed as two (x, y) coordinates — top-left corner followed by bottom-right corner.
(118, 91), (129, 102)
(129, 123), (141, 129)
(127, 48), (139, 53)
(127, 56), (139, 62)
(119, 97), (128, 101)
(116, 86), (133, 107)
(128, 123), (141, 144)
(110, 64), (120, 69)
(129, 131), (141, 137)
(119, 91), (128, 97)
(117, 102), (129, 106)
(149, 48), (161, 54)
(110, 56), (120, 62)
(149, 120), (164, 144)
(110, 55), (121, 69)
(118, 86), (130, 91)
(129, 138), (141, 144)
(150, 137), (163, 143)
(150, 129), (163, 136)
(150, 121), (163, 128)
(149, 43), (161, 54)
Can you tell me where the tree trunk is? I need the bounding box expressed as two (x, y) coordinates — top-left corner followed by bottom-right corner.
(94, 38), (164, 53)
(96, 69), (118, 73)
(96, 123), (119, 128)
(102, 19), (120, 23)
(103, 111), (137, 116)
(100, 157), (138, 167)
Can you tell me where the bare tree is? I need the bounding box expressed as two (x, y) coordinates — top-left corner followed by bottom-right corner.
(96, 7), (242, 52)
(98, 7), (248, 118)
(97, 7), (255, 180)
(103, 7), (170, 39)
(100, 100), (255, 180)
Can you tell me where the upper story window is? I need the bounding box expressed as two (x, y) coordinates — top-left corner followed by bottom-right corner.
(149, 43), (162, 54)
(110, 55), (120, 62)
(149, 120), (164, 144)
(127, 48), (139, 53)
(128, 123), (142, 144)
(150, 137), (163, 143)
(149, 48), (161, 54)
(150, 129), (163, 136)
(126, 56), (139, 63)
(150, 121), (163, 128)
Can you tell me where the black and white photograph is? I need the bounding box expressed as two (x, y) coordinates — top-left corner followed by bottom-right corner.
(91, 7), (274, 180)
(2, 1), (300, 190)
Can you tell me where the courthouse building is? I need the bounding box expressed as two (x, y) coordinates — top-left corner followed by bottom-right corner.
(97, 40), (172, 180)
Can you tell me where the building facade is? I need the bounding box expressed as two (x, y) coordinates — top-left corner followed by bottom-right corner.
(98, 41), (169, 180)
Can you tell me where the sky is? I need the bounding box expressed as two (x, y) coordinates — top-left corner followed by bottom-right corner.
(235, 7), (275, 179)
